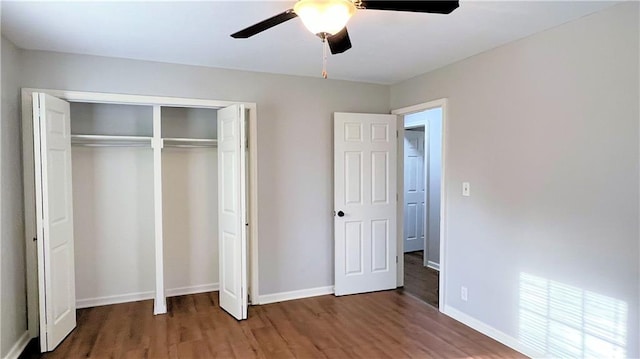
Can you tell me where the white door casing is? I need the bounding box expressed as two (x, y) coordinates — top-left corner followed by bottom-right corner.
(33, 93), (77, 351)
(403, 130), (426, 253)
(334, 112), (398, 296)
(392, 98), (448, 311)
(217, 104), (248, 320)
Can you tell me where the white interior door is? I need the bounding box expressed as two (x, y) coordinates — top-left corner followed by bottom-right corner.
(403, 130), (426, 253)
(33, 93), (76, 351)
(334, 112), (397, 296)
(217, 104), (248, 320)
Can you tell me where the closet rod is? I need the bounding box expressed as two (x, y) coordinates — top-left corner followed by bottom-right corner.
(71, 143), (151, 148)
(163, 138), (217, 148)
(71, 134), (152, 141)
(71, 134), (153, 147)
(163, 144), (218, 148)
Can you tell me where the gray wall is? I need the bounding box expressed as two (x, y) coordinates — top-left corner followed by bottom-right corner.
(392, 3), (639, 357)
(17, 49), (390, 298)
(1, 37), (26, 357)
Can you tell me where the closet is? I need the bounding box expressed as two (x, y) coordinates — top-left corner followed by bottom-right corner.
(22, 91), (251, 353)
(71, 103), (156, 310)
(161, 107), (219, 297)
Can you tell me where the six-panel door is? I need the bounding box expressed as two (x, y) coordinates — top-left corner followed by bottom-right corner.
(334, 112), (397, 296)
(404, 129), (426, 253)
(217, 104), (248, 320)
(34, 93), (77, 351)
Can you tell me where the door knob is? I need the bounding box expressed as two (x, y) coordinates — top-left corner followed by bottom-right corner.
(337, 211), (345, 217)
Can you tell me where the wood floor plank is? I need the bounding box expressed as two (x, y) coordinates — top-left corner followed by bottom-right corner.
(318, 347), (351, 358)
(24, 290), (526, 359)
(176, 339), (214, 359)
(203, 328), (235, 358)
(224, 320), (264, 359)
(250, 326), (296, 358)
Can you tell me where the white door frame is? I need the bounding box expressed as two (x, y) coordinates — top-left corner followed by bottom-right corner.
(392, 98), (447, 312)
(21, 88), (260, 338)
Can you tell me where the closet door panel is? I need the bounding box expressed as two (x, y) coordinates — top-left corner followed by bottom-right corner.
(34, 93), (76, 351)
(218, 104), (247, 320)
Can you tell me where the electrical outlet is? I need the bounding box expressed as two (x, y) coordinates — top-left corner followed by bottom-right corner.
(461, 286), (468, 302)
(462, 182), (471, 197)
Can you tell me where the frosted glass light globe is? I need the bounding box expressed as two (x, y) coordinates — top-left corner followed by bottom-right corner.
(294, 0), (356, 36)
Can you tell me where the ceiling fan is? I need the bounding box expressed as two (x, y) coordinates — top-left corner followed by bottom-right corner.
(231, 0), (460, 77)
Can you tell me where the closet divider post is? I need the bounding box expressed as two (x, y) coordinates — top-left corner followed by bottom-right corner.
(152, 105), (167, 315)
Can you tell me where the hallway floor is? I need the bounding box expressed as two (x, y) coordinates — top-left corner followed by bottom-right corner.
(402, 250), (439, 308)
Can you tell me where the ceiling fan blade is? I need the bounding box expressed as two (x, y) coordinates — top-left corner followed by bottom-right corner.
(327, 28), (352, 55)
(360, 1), (459, 14)
(231, 9), (298, 38)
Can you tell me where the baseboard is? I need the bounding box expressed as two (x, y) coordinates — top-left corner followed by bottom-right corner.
(166, 283), (219, 297)
(76, 291), (155, 309)
(2, 331), (30, 359)
(443, 305), (542, 358)
(427, 261), (440, 271)
(258, 286), (334, 305)
(76, 283), (219, 309)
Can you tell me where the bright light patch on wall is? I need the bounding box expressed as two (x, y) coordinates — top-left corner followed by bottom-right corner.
(519, 273), (627, 358)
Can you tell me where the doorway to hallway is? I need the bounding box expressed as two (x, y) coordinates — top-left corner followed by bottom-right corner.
(400, 107), (443, 308)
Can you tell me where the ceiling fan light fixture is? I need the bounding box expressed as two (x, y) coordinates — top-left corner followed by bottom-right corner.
(294, 0), (356, 36)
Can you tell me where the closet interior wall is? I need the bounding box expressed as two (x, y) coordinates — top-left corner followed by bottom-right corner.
(70, 103), (155, 307)
(161, 107), (219, 295)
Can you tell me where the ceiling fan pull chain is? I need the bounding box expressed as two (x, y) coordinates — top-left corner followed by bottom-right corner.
(322, 38), (328, 79)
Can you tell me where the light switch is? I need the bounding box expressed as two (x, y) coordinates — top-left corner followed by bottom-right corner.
(462, 182), (471, 197)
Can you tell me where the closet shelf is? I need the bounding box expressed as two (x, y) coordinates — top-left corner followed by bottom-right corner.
(163, 137), (217, 148)
(71, 134), (152, 147)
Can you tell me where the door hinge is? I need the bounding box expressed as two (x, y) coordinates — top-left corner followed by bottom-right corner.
(33, 237), (37, 242)
(396, 130), (398, 138)
(396, 255), (398, 263)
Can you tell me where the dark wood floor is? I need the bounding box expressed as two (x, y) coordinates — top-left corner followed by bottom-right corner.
(25, 290), (525, 359)
(402, 251), (439, 308)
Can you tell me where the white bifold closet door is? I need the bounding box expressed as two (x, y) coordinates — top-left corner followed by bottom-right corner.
(217, 104), (248, 320)
(32, 93), (77, 351)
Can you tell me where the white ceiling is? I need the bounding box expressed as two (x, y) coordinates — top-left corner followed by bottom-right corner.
(1, 1), (619, 84)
